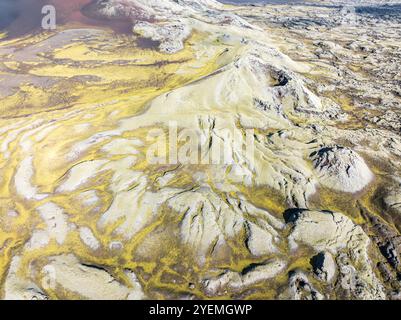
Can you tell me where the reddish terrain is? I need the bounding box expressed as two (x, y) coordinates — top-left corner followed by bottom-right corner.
(1, 0), (133, 38)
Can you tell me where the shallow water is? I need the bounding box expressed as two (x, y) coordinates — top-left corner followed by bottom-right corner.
(0, 0), (132, 38)
(0, 0), (19, 29)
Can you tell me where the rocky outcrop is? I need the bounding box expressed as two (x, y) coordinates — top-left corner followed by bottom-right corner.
(286, 270), (324, 300)
(4, 255), (145, 300)
(167, 188), (284, 260)
(202, 259), (286, 297)
(383, 188), (401, 216)
(365, 213), (401, 298)
(3, 257), (48, 300)
(287, 209), (386, 299)
(42, 255), (145, 300)
(310, 146), (374, 193)
(310, 252), (337, 283)
(133, 21), (191, 53)
(84, 0), (247, 54)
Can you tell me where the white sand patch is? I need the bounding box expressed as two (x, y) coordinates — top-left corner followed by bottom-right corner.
(20, 122), (57, 153)
(101, 138), (143, 155)
(74, 123), (91, 133)
(103, 156), (140, 193)
(1, 120), (44, 159)
(7, 210), (19, 218)
(37, 202), (70, 246)
(3, 256), (47, 300)
(79, 227), (100, 250)
(109, 241), (123, 251)
(57, 160), (108, 193)
(125, 270), (146, 300)
(14, 156), (47, 200)
(34, 123), (59, 142)
(67, 130), (122, 160)
(110, 170), (142, 193)
(0, 120), (24, 136)
(98, 177), (178, 238)
(78, 190), (100, 207)
(43, 254), (145, 300)
(26, 230), (51, 250)
(83, 114), (95, 120)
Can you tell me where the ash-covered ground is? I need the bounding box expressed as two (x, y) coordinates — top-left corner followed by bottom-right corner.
(0, 0), (400, 300)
